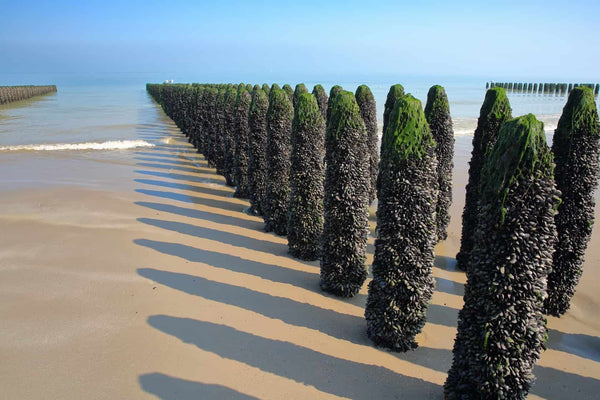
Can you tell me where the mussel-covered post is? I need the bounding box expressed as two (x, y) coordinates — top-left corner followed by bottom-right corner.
(365, 95), (438, 351)
(264, 88), (293, 235)
(424, 85), (454, 242)
(545, 87), (600, 316)
(312, 84), (328, 120)
(320, 91), (370, 297)
(233, 87), (252, 198)
(223, 86), (239, 186)
(247, 86), (269, 216)
(355, 85), (379, 204)
(213, 88), (227, 173)
(456, 87), (512, 272)
(287, 93), (326, 260)
(445, 114), (559, 400)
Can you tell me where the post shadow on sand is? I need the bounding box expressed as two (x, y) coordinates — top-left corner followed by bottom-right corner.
(139, 373), (260, 400)
(137, 267), (452, 374)
(135, 199), (261, 230)
(135, 178), (234, 199)
(545, 329), (600, 363)
(135, 169), (223, 186)
(136, 217), (284, 256)
(134, 188), (244, 212)
(135, 238), (318, 292)
(135, 156), (214, 172)
(531, 363), (600, 399)
(137, 162), (214, 176)
(146, 315), (443, 399)
(135, 151), (198, 160)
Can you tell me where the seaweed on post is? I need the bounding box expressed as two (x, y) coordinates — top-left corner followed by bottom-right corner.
(262, 83), (270, 95)
(424, 85), (454, 242)
(326, 85), (343, 125)
(292, 83), (308, 109)
(247, 86), (269, 216)
(287, 93), (326, 260)
(445, 114), (559, 400)
(545, 87), (600, 316)
(456, 87), (512, 272)
(282, 84), (294, 103)
(365, 95), (438, 351)
(312, 84), (328, 121)
(264, 88), (293, 235)
(320, 90), (370, 297)
(382, 84), (405, 137)
(355, 84), (379, 204)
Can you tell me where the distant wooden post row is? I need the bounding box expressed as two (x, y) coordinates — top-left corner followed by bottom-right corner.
(0, 85), (57, 104)
(485, 81), (599, 96)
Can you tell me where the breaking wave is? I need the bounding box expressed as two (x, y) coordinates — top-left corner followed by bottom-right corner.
(0, 140), (155, 152)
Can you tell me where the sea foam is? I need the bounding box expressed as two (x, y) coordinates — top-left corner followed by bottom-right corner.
(0, 140), (155, 152)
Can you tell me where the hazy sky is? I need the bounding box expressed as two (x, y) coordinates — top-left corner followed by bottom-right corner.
(1, 0), (599, 80)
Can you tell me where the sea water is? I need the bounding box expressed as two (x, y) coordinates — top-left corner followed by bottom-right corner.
(1, 73), (597, 152)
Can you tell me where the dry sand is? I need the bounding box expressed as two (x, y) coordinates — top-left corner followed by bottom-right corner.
(0, 115), (599, 399)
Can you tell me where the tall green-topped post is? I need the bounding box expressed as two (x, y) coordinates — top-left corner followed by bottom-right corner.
(545, 87), (600, 316)
(456, 87), (512, 271)
(326, 85), (343, 125)
(445, 114), (559, 400)
(287, 93), (326, 260)
(425, 85), (454, 242)
(264, 88), (293, 235)
(320, 91), (370, 297)
(247, 86), (269, 216)
(355, 84), (379, 204)
(365, 95), (438, 351)
(222, 86), (238, 186)
(233, 87), (252, 198)
(312, 84), (328, 121)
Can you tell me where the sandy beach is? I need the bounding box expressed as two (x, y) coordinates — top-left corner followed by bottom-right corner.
(1, 106), (599, 399)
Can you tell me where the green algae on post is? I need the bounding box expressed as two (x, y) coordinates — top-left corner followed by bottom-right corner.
(312, 84), (328, 121)
(445, 114), (559, 400)
(545, 87), (600, 316)
(382, 84), (405, 137)
(326, 85), (343, 125)
(247, 85), (269, 216)
(264, 88), (293, 235)
(320, 90), (370, 297)
(261, 83), (270, 95)
(424, 85), (454, 242)
(456, 87), (512, 272)
(355, 84), (379, 205)
(365, 94), (438, 351)
(292, 83), (308, 109)
(287, 93), (326, 260)
(282, 84), (294, 103)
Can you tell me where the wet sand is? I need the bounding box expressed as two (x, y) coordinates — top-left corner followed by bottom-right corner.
(0, 114), (599, 399)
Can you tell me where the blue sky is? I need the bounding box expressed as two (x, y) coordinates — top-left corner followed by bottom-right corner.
(1, 0), (599, 80)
